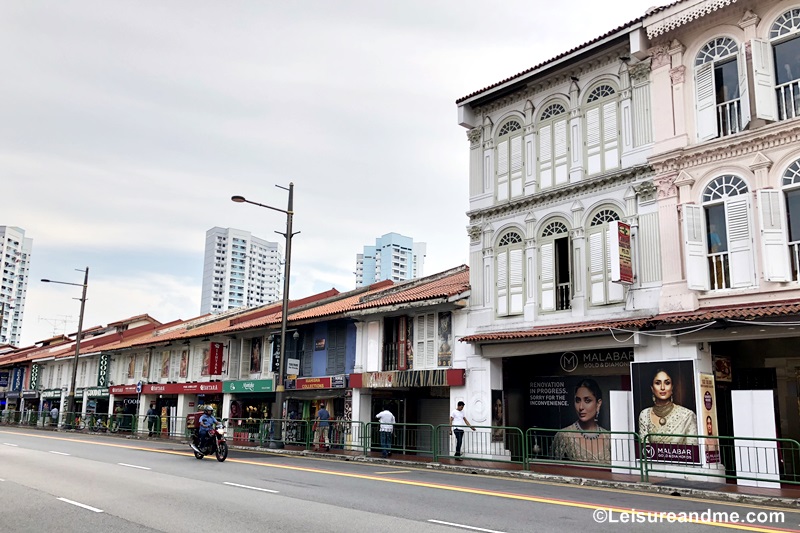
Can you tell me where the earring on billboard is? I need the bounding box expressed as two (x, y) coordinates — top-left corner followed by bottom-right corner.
(652, 394), (656, 403)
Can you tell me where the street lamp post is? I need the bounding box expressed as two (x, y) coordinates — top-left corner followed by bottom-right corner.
(42, 267), (89, 424)
(232, 183), (295, 448)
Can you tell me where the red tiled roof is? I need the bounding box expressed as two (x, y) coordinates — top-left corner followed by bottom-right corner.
(461, 317), (652, 342)
(653, 300), (800, 324)
(353, 266), (469, 310)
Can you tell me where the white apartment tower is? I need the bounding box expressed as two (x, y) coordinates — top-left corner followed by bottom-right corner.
(0, 226), (33, 347)
(355, 232), (426, 287)
(200, 227), (282, 314)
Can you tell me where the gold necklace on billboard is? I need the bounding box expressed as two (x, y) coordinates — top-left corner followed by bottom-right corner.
(652, 399), (674, 426)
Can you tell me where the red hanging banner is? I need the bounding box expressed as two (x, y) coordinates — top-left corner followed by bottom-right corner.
(209, 342), (224, 375)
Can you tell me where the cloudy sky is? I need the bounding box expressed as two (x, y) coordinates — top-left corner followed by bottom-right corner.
(2, 0), (661, 346)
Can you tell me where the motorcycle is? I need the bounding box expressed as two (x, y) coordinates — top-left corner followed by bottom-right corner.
(190, 422), (228, 462)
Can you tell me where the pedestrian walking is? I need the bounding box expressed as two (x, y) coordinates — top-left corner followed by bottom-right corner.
(146, 403), (159, 437)
(449, 401), (475, 460)
(314, 402), (330, 451)
(50, 405), (59, 428)
(376, 406), (395, 458)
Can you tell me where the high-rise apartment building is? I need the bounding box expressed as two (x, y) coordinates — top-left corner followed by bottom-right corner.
(0, 226), (32, 347)
(355, 232), (426, 287)
(200, 227), (282, 314)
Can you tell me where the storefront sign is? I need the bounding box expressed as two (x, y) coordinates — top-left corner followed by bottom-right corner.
(143, 382), (222, 395)
(209, 342), (223, 375)
(315, 338), (326, 351)
(284, 375), (348, 390)
(29, 364), (40, 390)
(271, 335), (281, 373)
(6, 391), (20, 399)
(610, 221), (633, 284)
(286, 358), (300, 375)
(41, 389), (63, 399)
(97, 354), (110, 387)
(0, 371), (8, 387)
(350, 369), (466, 389)
(21, 390), (39, 399)
(86, 387), (110, 399)
(699, 372), (720, 464)
(223, 379), (274, 394)
(11, 367), (24, 391)
(109, 384), (139, 395)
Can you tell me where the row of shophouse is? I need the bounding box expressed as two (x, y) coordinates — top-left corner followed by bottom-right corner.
(4, 0), (800, 483)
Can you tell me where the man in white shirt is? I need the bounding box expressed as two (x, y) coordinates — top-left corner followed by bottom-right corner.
(449, 401), (476, 460)
(376, 406), (395, 458)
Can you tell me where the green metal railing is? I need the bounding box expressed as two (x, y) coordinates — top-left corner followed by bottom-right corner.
(526, 427), (643, 476)
(434, 425), (526, 467)
(365, 422), (436, 458)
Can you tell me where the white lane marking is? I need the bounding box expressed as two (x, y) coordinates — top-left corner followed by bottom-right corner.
(49, 451), (70, 456)
(223, 482), (279, 494)
(3, 443), (18, 447)
(427, 520), (505, 533)
(57, 498), (103, 513)
(374, 470), (412, 474)
(117, 463), (151, 470)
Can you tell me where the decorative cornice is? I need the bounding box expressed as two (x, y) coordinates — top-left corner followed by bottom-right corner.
(647, 0), (738, 39)
(749, 151), (772, 171)
(467, 165), (653, 224)
(738, 8), (759, 30)
(649, 121), (800, 175)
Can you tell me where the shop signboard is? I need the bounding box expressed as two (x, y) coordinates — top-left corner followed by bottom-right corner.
(610, 221), (633, 284)
(109, 384), (139, 395)
(29, 364), (40, 390)
(209, 342), (224, 375)
(143, 382), (222, 395)
(223, 379), (274, 394)
(331, 374), (346, 389)
(42, 389), (63, 399)
(11, 367), (24, 391)
(21, 390), (39, 399)
(0, 371), (10, 387)
(351, 369), (466, 389)
(286, 358), (300, 375)
(86, 387), (110, 399)
(97, 354), (110, 387)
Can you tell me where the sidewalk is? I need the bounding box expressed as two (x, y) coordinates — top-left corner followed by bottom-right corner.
(230, 443), (800, 509)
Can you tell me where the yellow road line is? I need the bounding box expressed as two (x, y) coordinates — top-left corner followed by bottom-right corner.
(374, 470), (412, 474)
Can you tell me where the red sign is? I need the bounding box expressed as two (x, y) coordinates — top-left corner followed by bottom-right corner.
(142, 382), (222, 395)
(610, 221), (633, 284)
(109, 384), (138, 395)
(294, 377), (331, 390)
(209, 342), (224, 375)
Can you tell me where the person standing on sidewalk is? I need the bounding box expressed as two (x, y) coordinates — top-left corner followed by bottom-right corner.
(50, 405), (59, 428)
(146, 403), (159, 437)
(376, 406), (395, 458)
(449, 401), (475, 460)
(314, 402), (331, 451)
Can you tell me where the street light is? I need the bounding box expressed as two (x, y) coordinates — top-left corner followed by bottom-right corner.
(232, 184), (296, 448)
(41, 267), (89, 423)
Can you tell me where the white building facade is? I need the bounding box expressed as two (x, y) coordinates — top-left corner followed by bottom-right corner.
(200, 227), (282, 315)
(0, 226), (32, 347)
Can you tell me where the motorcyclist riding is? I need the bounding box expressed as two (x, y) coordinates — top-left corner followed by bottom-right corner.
(198, 406), (217, 450)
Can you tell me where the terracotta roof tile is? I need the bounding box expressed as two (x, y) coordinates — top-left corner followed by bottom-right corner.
(653, 300), (800, 324)
(461, 317), (652, 342)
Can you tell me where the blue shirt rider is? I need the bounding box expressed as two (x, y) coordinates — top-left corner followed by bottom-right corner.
(198, 406), (217, 448)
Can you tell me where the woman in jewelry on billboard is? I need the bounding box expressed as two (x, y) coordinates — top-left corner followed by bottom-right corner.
(552, 379), (611, 464)
(638, 368), (698, 445)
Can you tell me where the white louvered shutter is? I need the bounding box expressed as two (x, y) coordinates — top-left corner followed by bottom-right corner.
(603, 101), (619, 170)
(415, 315), (425, 368)
(509, 248), (524, 314)
(726, 196), (755, 288)
(554, 119), (568, 185)
(758, 190), (791, 282)
(752, 39), (778, 121)
(540, 242), (555, 311)
(539, 125), (553, 189)
(585, 107), (601, 175)
(588, 231), (606, 304)
(606, 230), (624, 302)
(696, 63), (717, 141)
(510, 135), (523, 198)
(496, 139), (509, 202)
(425, 314), (436, 368)
(683, 204), (710, 291)
(738, 50), (751, 130)
(496, 250), (508, 315)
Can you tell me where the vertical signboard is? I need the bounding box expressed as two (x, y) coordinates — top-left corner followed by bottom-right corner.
(11, 367), (25, 391)
(209, 342), (224, 375)
(699, 372), (720, 464)
(29, 364), (40, 390)
(97, 354), (110, 387)
(271, 335), (281, 373)
(609, 221), (634, 284)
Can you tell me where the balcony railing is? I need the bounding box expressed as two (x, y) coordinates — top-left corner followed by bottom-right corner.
(556, 283), (571, 311)
(716, 98), (742, 136)
(382, 342), (402, 371)
(708, 252), (730, 290)
(790, 242), (800, 282)
(777, 80), (800, 121)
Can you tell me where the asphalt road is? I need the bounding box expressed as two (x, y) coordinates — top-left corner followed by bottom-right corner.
(0, 427), (797, 533)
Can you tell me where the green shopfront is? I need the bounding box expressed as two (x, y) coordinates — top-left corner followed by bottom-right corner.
(223, 379), (274, 444)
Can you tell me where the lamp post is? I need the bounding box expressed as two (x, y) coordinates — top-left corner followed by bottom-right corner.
(232, 183), (295, 448)
(42, 267), (89, 423)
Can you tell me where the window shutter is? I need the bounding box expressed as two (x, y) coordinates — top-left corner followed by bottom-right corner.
(539, 125), (553, 189)
(602, 101), (619, 170)
(302, 333), (314, 377)
(752, 39), (778, 121)
(425, 314), (435, 368)
(683, 204), (710, 291)
(240, 342), (250, 377)
(585, 107), (601, 175)
(757, 190), (791, 282)
(509, 248), (524, 314)
(554, 118), (568, 185)
(497, 250), (508, 315)
(496, 139), (509, 202)
(510, 135), (523, 198)
(588, 230), (606, 304)
(540, 242), (555, 311)
(696, 62), (717, 141)
(738, 50), (751, 130)
(606, 229), (624, 302)
(726, 196), (755, 288)
(415, 315), (426, 368)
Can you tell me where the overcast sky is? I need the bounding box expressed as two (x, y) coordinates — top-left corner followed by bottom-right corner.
(2, 0), (662, 346)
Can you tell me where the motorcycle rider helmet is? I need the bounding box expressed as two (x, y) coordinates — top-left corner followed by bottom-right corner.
(203, 406), (213, 414)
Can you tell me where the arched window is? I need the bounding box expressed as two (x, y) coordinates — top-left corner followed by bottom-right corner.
(585, 84), (620, 175)
(769, 9), (800, 120)
(695, 37), (748, 140)
(496, 230), (524, 316)
(586, 208), (624, 305)
(537, 102), (569, 190)
(496, 119), (524, 202)
(683, 175), (754, 290)
(539, 220), (571, 311)
(758, 159), (800, 282)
